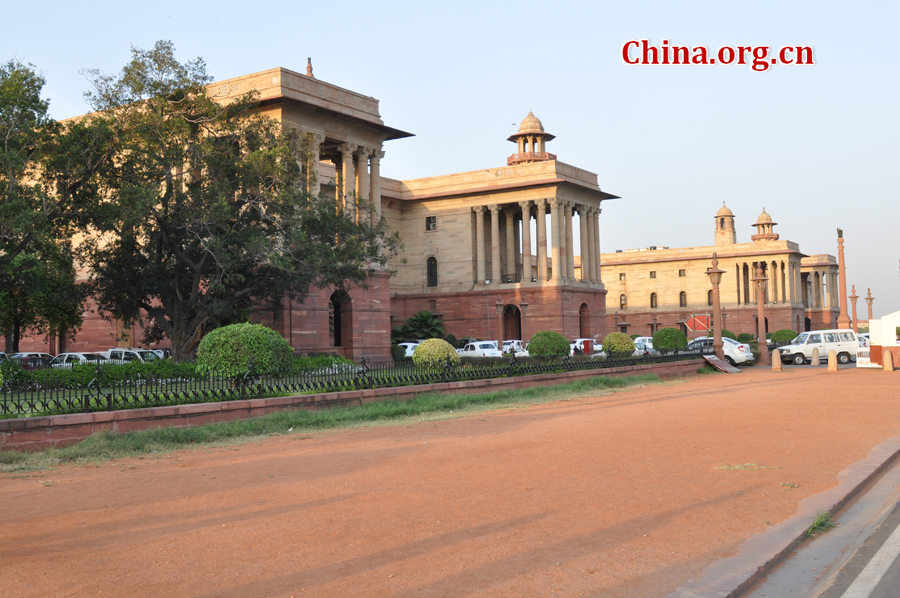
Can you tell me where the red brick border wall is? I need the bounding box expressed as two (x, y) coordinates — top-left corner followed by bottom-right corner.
(0, 360), (702, 452)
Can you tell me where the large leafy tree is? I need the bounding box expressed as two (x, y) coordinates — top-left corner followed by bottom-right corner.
(0, 59), (117, 286)
(83, 41), (398, 360)
(0, 241), (86, 352)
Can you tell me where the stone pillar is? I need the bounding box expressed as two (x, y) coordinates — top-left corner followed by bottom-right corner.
(370, 150), (384, 226)
(836, 230), (850, 328)
(535, 199), (548, 281)
(586, 208), (597, 282)
(850, 285), (859, 332)
(474, 206), (486, 283)
(338, 142), (358, 217)
(770, 262), (777, 303)
(579, 205), (589, 282)
(593, 208), (602, 283)
(519, 201), (532, 282)
(564, 202), (575, 280)
(490, 204), (501, 284)
(866, 288), (874, 322)
(307, 132), (325, 195)
(505, 209), (515, 282)
(549, 199), (562, 283)
(355, 147), (370, 223)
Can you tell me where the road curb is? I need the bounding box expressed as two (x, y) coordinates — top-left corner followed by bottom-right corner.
(664, 432), (900, 598)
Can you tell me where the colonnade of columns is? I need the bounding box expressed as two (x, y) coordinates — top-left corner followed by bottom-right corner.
(471, 199), (602, 285)
(305, 132), (384, 226)
(735, 260), (801, 305)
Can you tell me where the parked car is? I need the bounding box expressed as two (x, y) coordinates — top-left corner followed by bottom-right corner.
(11, 355), (53, 371)
(397, 342), (419, 357)
(458, 341), (503, 358)
(632, 337), (656, 353)
(633, 341), (651, 357)
(151, 348), (172, 359)
(10, 352), (55, 362)
(0, 352), (8, 362)
(502, 340), (526, 354)
(776, 329), (859, 365)
(687, 337), (754, 366)
(50, 352), (108, 368)
(570, 338), (600, 355)
(102, 348), (159, 363)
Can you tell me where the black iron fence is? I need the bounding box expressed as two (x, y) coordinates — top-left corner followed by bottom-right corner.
(0, 350), (705, 420)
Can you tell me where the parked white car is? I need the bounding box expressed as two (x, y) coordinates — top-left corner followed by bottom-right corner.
(570, 338), (600, 354)
(502, 340), (526, 354)
(458, 341), (504, 358)
(687, 337), (754, 366)
(397, 342), (419, 357)
(102, 348), (160, 363)
(776, 329), (859, 365)
(11, 352), (55, 362)
(50, 352), (107, 368)
(632, 337), (656, 353)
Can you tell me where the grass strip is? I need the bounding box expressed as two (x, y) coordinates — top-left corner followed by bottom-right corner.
(1, 373), (666, 472)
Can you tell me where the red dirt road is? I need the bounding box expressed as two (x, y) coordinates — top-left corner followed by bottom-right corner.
(2, 368), (900, 598)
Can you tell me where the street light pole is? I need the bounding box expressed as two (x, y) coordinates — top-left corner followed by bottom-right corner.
(519, 301), (529, 345)
(849, 285), (859, 332)
(752, 265), (770, 365)
(706, 253), (726, 361)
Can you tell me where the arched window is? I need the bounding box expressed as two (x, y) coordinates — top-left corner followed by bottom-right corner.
(708, 289), (713, 306)
(679, 291), (687, 307)
(720, 217), (725, 229)
(426, 257), (438, 287)
(650, 293), (658, 309)
(620, 294), (627, 308)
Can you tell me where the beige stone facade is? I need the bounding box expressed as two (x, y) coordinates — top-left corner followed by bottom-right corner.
(600, 205), (840, 338)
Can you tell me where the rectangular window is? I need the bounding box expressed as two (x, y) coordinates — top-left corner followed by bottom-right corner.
(619, 273), (626, 281)
(425, 216), (437, 231)
(679, 269), (686, 277)
(649, 271), (656, 279)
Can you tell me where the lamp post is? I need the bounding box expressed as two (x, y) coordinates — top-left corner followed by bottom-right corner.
(519, 301), (529, 344)
(495, 297), (504, 350)
(849, 285), (859, 332)
(706, 253), (726, 361)
(866, 288), (874, 323)
(722, 310), (728, 334)
(614, 312), (619, 332)
(836, 229), (851, 329)
(752, 265), (770, 365)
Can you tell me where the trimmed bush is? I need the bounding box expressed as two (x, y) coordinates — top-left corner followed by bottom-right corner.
(652, 327), (688, 353)
(602, 332), (636, 359)
(630, 333), (641, 340)
(444, 333), (457, 348)
(412, 338), (461, 369)
(390, 344), (406, 362)
(737, 332), (754, 343)
(708, 328), (737, 340)
(196, 323), (293, 376)
(771, 329), (798, 344)
(528, 331), (570, 358)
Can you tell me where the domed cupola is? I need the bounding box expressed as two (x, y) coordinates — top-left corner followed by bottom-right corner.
(751, 207), (779, 242)
(507, 112), (557, 165)
(714, 202), (737, 246)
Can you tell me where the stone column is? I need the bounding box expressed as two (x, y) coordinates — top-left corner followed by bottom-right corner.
(578, 205), (592, 282)
(370, 150), (384, 226)
(505, 208), (515, 282)
(519, 201), (532, 282)
(535, 199), (548, 281)
(338, 142), (358, 217)
(549, 199), (562, 283)
(866, 288), (874, 322)
(474, 206), (486, 283)
(355, 147), (370, 223)
(586, 207), (597, 282)
(564, 202), (575, 281)
(592, 208), (602, 283)
(836, 231), (851, 328)
(489, 204), (501, 284)
(307, 132), (325, 195)
(770, 262), (777, 303)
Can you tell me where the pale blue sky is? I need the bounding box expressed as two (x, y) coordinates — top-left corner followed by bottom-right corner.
(5, 0), (898, 315)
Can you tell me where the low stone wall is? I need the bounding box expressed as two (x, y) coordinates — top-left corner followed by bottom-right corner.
(0, 359), (702, 452)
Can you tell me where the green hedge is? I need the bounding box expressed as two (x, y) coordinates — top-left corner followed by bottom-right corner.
(603, 332), (635, 359)
(412, 338), (460, 369)
(771, 329), (798, 344)
(737, 332), (754, 343)
(652, 328), (688, 353)
(708, 328), (737, 340)
(197, 323), (293, 376)
(528, 331), (570, 358)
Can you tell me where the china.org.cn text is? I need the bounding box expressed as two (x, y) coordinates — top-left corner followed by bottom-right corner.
(622, 39), (815, 72)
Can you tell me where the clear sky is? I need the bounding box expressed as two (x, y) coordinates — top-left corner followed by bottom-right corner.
(4, 0), (898, 316)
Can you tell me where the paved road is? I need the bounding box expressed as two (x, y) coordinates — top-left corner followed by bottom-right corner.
(743, 456), (900, 598)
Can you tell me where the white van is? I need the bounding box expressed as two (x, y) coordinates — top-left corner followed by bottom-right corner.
(776, 329), (859, 365)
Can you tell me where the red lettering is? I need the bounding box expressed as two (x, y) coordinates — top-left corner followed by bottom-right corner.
(737, 46), (752, 64)
(779, 47), (794, 64)
(691, 46), (710, 64)
(641, 39), (659, 65)
(795, 46), (815, 64)
(718, 46), (735, 64)
(671, 46), (689, 64)
(622, 40), (639, 64)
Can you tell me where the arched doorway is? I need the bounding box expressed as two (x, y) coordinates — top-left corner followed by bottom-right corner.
(329, 290), (352, 349)
(503, 305), (521, 340)
(579, 303), (590, 338)
(804, 317), (812, 332)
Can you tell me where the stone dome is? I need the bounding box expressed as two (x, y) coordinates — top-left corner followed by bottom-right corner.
(755, 207), (775, 224)
(715, 202), (734, 217)
(517, 111), (545, 134)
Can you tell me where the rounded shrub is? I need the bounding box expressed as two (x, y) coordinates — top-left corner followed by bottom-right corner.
(527, 331), (570, 358)
(602, 332), (636, 359)
(630, 333), (641, 341)
(737, 332), (754, 343)
(709, 328), (737, 340)
(412, 338), (461, 369)
(771, 329), (798, 344)
(196, 323), (293, 376)
(652, 327), (688, 353)
(390, 344), (406, 362)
